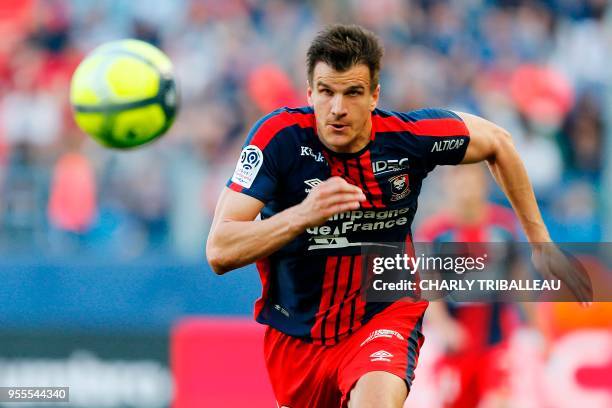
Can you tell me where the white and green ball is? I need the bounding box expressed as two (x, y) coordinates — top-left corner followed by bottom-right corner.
(70, 39), (178, 149)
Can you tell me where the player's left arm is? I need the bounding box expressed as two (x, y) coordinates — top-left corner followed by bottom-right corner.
(455, 111), (592, 303)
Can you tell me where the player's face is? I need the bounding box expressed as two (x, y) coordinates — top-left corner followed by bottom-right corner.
(308, 62), (380, 153)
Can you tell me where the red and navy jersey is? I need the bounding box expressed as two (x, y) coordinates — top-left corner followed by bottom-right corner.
(416, 205), (520, 347)
(227, 106), (470, 345)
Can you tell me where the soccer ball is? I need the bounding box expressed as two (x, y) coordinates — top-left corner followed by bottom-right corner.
(70, 39), (178, 148)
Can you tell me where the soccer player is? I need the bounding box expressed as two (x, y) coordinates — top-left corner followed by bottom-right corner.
(416, 164), (523, 407)
(206, 24), (590, 408)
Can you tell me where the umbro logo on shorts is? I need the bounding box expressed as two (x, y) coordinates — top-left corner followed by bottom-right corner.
(370, 350), (393, 362)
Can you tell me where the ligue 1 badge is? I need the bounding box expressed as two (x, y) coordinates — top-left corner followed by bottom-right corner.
(232, 145), (263, 188)
(389, 174), (410, 201)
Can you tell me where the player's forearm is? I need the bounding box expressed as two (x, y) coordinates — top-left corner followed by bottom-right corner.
(487, 134), (551, 243)
(206, 205), (307, 274)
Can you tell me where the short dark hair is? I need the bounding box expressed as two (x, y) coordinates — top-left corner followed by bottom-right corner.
(306, 24), (384, 91)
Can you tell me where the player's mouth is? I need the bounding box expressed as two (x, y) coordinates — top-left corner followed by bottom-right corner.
(328, 123), (349, 132)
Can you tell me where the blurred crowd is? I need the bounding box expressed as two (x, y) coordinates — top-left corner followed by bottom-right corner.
(0, 0), (609, 259)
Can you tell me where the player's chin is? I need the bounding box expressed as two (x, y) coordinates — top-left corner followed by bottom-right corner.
(321, 132), (354, 150)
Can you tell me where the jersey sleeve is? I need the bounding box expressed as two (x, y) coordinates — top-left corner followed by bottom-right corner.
(226, 112), (286, 203)
(403, 108), (470, 171)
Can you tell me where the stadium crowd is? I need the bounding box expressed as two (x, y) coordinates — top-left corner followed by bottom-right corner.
(0, 0), (608, 259)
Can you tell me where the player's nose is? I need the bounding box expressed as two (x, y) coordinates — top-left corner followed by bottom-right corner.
(330, 94), (347, 116)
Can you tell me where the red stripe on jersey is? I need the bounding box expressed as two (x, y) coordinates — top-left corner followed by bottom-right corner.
(250, 111), (314, 150)
(254, 258), (271, 319)
(352, 158), (373, 209)
(373, 115), (469, 138)
(338, 255), (360, 335)
(414, 118), (469, 137)
(347, 254), (363, 334)
(372, 114), (405, 133)
(228, 182), (243, 193)
(405, 232), (423, 299)
(345, 159), (372, 208)
(321, 151), (343, 179)
(359, 150), (385, 207)
(323, 256), (351, 344)
(310, 256), (340, 343)
(350, 255), (367, 330)
(332, 255), (355, 343)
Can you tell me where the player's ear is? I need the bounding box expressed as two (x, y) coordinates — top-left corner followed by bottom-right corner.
(369, 84), (380, 111)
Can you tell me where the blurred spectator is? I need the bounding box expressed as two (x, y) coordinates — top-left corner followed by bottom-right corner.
(0, 0), (35, 54)
(0, 0), (609, 258)
(48, 151), (96, 233)
(509, 64), (573, 126)
(246, 64), (302, 113)
(417, 164), (524, 408)
(1, 44), (63, 147)
(558, 91), (604, 181)
(512, 113), (563, 199)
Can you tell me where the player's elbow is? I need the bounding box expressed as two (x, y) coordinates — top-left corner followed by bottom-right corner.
(488, 126), (515, 162)
(206, 241), (233, 275)
(496, 126), (513, 144)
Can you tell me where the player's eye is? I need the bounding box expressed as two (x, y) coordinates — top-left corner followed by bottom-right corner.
(319, 88), (333, 95)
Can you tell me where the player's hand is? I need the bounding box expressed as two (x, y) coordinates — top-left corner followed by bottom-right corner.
(531, 244), (593, 305)
(294, 176), (366, 228)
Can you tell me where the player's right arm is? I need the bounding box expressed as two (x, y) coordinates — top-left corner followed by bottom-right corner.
(206, 177), (365, 275)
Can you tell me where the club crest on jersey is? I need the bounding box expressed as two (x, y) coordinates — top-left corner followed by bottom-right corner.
(231, 145), (263, 188)
(389, 174), (410, 201)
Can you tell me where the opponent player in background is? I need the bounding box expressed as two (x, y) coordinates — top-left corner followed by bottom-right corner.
(416, 164), (524, 407)
(206, 25), (591, 407)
